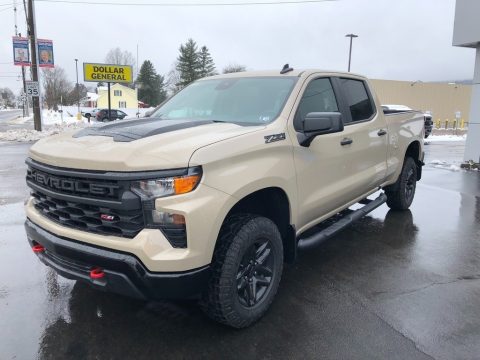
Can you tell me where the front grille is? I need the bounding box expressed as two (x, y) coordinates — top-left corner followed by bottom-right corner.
(26, 159), (145, 239)
(31, 190), (144, 238)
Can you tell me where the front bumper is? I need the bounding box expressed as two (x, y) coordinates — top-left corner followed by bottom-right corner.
(25, 219), (211, 300)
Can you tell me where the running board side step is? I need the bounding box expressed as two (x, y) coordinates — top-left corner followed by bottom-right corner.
(297, 193), (387, 251)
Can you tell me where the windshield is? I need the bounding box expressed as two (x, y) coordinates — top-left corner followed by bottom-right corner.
(150, 77), (297, 125)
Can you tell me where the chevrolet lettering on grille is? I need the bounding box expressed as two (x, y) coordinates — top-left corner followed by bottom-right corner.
(28, 169), (119, 197)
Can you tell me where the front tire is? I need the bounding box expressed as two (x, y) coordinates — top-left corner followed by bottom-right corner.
(201, 214), (283, 328)
(386, 157), (417, 210)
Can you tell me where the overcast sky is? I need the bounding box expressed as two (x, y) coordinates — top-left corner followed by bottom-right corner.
(0, 0), (476, 94)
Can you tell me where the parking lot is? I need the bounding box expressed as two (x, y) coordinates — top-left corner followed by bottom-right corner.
(1, 139), (479, 360)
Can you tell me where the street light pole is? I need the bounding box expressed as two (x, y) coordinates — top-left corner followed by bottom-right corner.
(74, 58), (80, 115)
(345, 33), (358, 72)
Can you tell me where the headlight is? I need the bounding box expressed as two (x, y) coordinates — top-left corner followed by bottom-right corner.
(131, 167), (202, 199)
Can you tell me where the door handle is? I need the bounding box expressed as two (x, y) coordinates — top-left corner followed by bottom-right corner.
(377, 129), (387, 136)
(341, 138), (353, 146)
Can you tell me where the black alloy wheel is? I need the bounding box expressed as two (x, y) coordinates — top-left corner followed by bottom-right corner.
(236, 239), (275, 308)
(385, 156), (417, 210)
(201, 214), (284, 328)
(405, 167), (416, 203)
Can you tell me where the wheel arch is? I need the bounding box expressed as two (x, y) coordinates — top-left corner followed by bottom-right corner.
(405, 140), (423, 180)
(218, 186), (297, 264)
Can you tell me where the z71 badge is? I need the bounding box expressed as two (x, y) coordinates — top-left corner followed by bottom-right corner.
(264, 133), (286, 144)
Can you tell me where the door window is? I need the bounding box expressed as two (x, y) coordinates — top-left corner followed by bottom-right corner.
(339, 78), (374, 123)
(294, 78), (338, 130)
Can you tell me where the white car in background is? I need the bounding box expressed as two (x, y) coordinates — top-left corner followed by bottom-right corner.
(81, 108), (100, 120)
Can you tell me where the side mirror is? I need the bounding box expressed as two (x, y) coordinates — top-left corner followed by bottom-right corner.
(298, 112), (344, 147)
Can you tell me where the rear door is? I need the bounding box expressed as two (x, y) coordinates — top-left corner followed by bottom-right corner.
(334, 77), (388, 194)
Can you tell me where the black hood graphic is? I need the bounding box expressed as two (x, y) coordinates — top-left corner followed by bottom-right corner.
(73, 118), (216, 142)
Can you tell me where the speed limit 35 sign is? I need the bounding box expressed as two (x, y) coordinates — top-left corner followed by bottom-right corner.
(26, 81), (40, 97)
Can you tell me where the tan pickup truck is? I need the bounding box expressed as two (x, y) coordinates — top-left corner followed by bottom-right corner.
(24, 67), (424, 328)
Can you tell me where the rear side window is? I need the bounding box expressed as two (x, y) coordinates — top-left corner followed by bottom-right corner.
(340, 78), (374, 122)
(294, 78), (338, 130)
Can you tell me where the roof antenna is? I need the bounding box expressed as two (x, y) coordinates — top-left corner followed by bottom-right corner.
(280, 63), (293, 74)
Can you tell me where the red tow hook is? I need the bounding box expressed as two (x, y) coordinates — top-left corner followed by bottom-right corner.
(90, 267), (105, 279)
(32, 244), (45, 253)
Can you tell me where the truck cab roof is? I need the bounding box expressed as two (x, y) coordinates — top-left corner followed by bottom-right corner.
(201, 69), (368, 81)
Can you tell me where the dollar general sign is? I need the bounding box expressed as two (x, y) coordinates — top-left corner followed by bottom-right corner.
(83, 63), (133, 83)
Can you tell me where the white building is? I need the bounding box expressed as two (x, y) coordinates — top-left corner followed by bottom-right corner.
(453, 0), (480, 163)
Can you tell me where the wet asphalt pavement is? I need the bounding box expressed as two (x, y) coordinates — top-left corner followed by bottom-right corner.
(0, 140), (479, 360)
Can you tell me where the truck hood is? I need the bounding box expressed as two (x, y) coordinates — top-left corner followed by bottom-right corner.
(29, 118), (264, 171)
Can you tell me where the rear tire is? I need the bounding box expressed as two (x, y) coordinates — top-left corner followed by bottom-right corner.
(386, 157), (417, 210)
(201, 214), (283, 328)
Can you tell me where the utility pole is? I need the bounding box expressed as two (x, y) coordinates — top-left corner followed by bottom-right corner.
(27, 0), (41, 131)
(14, 2), (29, 117)
(75, 58), (80, 115)
(345, 33), (358, 72)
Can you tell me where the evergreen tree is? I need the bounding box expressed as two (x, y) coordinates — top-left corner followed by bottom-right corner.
(198, 46), (216, 78)
(136, 60), (167, 106)
(176, 39), (201, 87)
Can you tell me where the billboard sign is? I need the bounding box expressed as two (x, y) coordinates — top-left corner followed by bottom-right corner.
(12, 36), (30, 66)
(38, 39), (54, 68)
(83, 63), (133, 83)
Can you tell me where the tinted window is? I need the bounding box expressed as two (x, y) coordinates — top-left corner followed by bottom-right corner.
(340, 78), (374, 122)
(295, 78), (338, 130)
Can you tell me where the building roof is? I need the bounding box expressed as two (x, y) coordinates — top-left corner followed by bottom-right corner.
(86, 92), (98, 101)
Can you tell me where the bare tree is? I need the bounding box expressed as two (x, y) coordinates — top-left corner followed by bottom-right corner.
(222, 64), (247, 74)
(105, 47), (136, 69)
(166, 62), (182, 95)
(42, 67), (73, 110)
(0, 87), (16, 108)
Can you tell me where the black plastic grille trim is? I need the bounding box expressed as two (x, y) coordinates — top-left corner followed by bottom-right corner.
(32, 190), (144, 238)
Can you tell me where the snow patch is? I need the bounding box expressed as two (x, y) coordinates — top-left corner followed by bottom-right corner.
(426, 134), (467, 142)
(0, 105), (154, 142)
(0, 122), (92, 142)
(8, 115), (32, 125)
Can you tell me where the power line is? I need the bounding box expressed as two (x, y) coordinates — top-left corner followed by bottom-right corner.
(34, 0), (337, 6)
